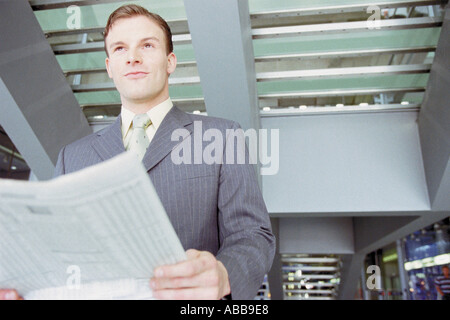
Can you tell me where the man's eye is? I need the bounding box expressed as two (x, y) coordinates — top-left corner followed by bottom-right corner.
(115, 47), (124, 52)
(144, 43), (152, 49)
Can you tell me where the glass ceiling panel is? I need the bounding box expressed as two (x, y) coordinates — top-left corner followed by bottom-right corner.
(34, 0), (186, 31)
(75, 90), (120, 106)
(56, 52), (106, 71)
(402, 91), (425, 103)
(257, 74), (429, 95)
(253, 28), (441, 58)
(74, 85), (203, 106)
(248, 0), (435, 13)
(31, 0), (443, 115)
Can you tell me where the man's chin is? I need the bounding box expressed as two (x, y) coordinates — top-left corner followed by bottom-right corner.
(123, 90), (155, 100)
(123, 93), (163, 105)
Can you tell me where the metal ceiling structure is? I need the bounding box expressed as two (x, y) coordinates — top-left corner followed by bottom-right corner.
(26, 0), (446, 121)
(282, 254), (342, 300)
(0, 0), (449, 300)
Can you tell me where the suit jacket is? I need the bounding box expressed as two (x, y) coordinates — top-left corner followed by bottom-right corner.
(54, 106), (275, 300)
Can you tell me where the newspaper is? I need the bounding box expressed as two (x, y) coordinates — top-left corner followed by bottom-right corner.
(0, 152), (187, 299)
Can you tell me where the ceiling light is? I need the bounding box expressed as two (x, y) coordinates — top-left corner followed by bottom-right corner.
(262, 107), (271, 111)
(299, 105), (307, 110)
(336, 104), (344, 108)
(193, 110), (201, 114)
(11, 166), (17, 170)
(401, 101), (409, 105)
(359, 103), (369, 106)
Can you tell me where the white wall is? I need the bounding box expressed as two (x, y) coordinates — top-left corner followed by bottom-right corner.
(261, 111), (430, 214)
(279, 217), (354, 254)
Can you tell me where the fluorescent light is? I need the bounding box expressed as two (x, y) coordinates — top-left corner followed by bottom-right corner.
(434, 253), (450, 265)
(262, 107), (271, 111)
(299, 105), (307, 110)
(193, 110), (201, 114)
(422, 257), (434, 267)
(336, 104), (344, 108)
(404, 253), (450, 271)
(401, 101), (409, 105)
(382, 253), (398, 263)
(359, 103), (369, 106)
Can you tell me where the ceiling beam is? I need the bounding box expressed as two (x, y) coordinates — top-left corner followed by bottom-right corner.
(51, 34), (192, 54)
(259, 87), (425, 99)
(257, 64), (431, 82)
(252, 17), (443, 39)
(0, 0), (91, 180)
(71, 76), (201, 92)
(418, 4), (450, 211)
(250, 0), (446, 18)
(260, 104), (421, 117)
(255, 46), (437, 62)
(29, 0), (124, 10)
(184, 0), (260, 133)
(44, 19), (189, 37)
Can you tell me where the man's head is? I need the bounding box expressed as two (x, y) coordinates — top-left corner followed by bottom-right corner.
(443, 265), (449, 277)
(103, 4), (177, 110)
(104, 4), (173, 56)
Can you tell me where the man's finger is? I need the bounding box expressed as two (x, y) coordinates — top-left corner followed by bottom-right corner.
(154, 251), (216, 278)
(185, 248), (200, 258)
(151, 268), (219, 290)
(0, 289), (20, 300)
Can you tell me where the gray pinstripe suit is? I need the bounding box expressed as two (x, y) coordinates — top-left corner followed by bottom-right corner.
(54, 106), (275, 300)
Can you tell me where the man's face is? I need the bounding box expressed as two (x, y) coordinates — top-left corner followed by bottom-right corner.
(444, 267), (449, 277)
(105, 16), (176, 106)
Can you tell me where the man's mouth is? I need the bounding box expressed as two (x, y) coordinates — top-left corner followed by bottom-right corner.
(125, 71), (148, 79)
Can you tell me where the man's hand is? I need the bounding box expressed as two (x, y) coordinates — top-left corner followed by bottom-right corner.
(0, 289), (22, 300)
(150, 249), (231, 300)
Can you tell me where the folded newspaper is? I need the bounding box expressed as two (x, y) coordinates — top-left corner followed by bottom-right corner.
(0, 152), (187, 299)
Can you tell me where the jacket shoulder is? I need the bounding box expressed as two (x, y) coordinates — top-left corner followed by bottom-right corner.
(183, 112), (241, 131)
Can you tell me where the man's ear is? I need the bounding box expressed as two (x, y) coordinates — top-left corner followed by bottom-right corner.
(105, 57), (113, 79)
(167, 52), (177, 75)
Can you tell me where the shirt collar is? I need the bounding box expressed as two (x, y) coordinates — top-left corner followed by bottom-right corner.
(120, 98), (173, 137)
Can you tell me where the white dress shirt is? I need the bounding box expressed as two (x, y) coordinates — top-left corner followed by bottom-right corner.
(120, 98), (173, 149)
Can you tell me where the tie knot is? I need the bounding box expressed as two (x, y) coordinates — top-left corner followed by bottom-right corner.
(132, 113), (151, 129)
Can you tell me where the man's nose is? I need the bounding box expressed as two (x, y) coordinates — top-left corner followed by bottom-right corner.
(127, 49), (142, 64)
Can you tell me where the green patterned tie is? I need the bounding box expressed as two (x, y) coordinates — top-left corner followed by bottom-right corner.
(127, 113), (151, 161)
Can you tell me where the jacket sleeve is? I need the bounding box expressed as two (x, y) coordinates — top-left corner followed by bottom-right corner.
(215, 121), (276, 300)
(53, 146), (66, 178)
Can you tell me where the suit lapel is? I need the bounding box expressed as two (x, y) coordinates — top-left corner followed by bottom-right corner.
(142, 106), (193, 172)
(91, 116), (126, 161)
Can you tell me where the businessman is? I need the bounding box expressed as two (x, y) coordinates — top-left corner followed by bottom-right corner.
(1, 4), (275, 300)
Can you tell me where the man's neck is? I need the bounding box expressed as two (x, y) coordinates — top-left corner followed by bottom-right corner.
(122, 95), (169, 114)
